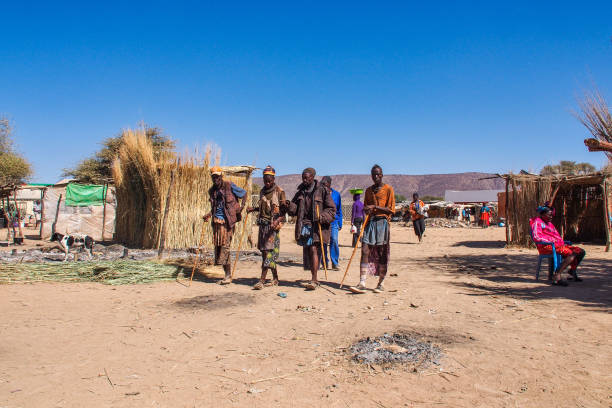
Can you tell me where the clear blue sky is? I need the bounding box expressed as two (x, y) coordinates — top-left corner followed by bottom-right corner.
(1, 1), (611, 182)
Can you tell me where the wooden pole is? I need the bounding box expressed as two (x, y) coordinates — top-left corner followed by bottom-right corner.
(549, 182), (561, 206)
(504, 178), (509, 246)
(51, 193), (63, 237)
(3, 196), (10, 240)
(13, 189), (24, 240)
(230, 212), (249, 280)
(340, 213), (369, 288)
(603, 179), (610, 252)
(101, 183), (108, 241)
(157, 170), (176, 257)
(189, 220), (209, 286)
(39, 188), (45, 237)
(316, 205), (328, 281)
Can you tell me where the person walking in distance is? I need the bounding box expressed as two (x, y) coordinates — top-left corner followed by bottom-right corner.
(409, 193), (426, 242)
(350, 190), (365, 247)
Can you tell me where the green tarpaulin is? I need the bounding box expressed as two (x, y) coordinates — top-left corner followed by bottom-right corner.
(65, 184), (107, 207)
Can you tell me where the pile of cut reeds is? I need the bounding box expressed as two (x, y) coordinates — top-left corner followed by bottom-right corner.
(0, 260), (188, 285)
(112, 129), (254, 249)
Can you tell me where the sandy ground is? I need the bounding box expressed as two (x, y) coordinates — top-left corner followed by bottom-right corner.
(1, 224), (610, 408)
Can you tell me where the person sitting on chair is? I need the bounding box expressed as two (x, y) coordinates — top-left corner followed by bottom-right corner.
(530, 206), (585, 286)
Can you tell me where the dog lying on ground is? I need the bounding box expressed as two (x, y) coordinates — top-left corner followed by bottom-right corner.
(51, 232), (94, 261)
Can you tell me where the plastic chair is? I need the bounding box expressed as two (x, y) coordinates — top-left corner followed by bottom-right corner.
(529, 230), (562, 281)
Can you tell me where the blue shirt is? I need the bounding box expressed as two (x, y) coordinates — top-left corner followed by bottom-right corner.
(331, 189), (343, 228)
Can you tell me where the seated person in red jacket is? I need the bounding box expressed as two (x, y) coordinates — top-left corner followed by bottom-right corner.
(530, 206), (585, 286)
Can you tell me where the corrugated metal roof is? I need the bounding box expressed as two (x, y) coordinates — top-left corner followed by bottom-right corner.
(444, 189), (504, 203)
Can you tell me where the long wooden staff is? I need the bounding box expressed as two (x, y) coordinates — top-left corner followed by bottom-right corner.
(316, 206), (328, 280)
(189, 219), (209, 286)
(340, 213), (370, 288)
(231, 212), (249, 280)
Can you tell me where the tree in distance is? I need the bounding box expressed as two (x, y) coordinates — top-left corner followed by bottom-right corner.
(63, 125), (175, 184)
(540, 160), (596, 176)
(0, 117), (32, 186)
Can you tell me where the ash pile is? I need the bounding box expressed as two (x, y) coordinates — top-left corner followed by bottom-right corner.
(350, 333), (442, 368)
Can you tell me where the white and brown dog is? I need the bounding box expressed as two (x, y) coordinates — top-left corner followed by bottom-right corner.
(51, 232), (94, 261)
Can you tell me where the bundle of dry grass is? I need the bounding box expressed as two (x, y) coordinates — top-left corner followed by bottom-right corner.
(502, 173), (610, 251)
(112, 129), (254, 249)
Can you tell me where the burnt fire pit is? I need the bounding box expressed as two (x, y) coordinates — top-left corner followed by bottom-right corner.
(350, 332), (442, 368)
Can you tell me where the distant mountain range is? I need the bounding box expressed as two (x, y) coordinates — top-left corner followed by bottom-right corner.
(253, 172), (504, 201)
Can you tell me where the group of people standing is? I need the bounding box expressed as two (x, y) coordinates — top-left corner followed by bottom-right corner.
(203, 164), (396, 293)
(199, 165), (587, 291)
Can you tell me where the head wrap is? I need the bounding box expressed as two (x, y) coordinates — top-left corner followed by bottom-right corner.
(537, 206), (550, 214)
(321, 176), (332, 186)
(263, 165), (276, 176)
(210, 166), (223, 176)
(302, 167), (316, 177)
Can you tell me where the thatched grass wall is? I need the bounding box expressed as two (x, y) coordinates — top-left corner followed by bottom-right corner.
(503, 173), (611, 250)
(112, 129), (254, 249)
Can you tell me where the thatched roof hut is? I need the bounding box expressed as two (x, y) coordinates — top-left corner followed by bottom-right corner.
(112, 129), (255, 250)
(500, 172), (611, 251)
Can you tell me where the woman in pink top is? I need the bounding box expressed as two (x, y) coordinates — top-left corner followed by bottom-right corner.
(531, 207), (585, 286)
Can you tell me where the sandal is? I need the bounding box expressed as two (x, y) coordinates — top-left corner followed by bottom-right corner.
(348, 283), (367, 294)
(253, 281), (264, 290)
(218, 278), (232, 285)
(551, 279), (569, 287)
(373, 284), (385, 293)
(265, 279), (279, 287)
(303, 281), (320, 290)
(568, 271), (583, 282)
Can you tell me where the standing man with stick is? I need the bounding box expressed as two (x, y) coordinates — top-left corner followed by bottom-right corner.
(349, 164), (395, 294)
(287, 167), (336, 290)
(247, 166), (287, 290)
(202, 166), (247, 285)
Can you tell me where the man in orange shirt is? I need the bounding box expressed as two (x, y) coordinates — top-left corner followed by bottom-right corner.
(349, 164), (395, 294)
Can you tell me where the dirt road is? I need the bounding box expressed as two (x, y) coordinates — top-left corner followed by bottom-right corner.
(1, 225), (610, 407)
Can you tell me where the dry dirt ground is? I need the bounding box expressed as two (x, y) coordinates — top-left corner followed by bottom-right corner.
(1, 225), (610, 407)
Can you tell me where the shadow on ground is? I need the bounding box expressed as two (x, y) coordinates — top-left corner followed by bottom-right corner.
(416, 252), (611, 312)
(451, 240), (507, 249)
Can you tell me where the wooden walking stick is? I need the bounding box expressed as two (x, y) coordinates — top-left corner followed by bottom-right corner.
(340, 213), (370, 288)
(316, 205), (328, 281)
(189, 219), (209, 286)
(231, 212), (249, 280)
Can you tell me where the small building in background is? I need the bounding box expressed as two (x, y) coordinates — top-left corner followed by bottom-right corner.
(444, 189), (504, 204)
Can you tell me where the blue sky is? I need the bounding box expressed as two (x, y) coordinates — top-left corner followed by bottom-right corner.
(1, 1), (611, 182)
